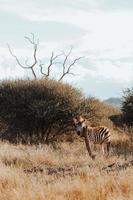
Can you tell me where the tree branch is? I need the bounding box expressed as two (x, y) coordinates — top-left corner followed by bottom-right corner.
(40, 52), (63, 79)
(7, 33), (39, 79)
(62, 46), (73, 75)
(7, 44), (31, 69)
(58, 47), (83, 81)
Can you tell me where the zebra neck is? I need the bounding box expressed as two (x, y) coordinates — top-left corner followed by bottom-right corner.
(87, 126), (93, 137)
(83, 125), (88, 136)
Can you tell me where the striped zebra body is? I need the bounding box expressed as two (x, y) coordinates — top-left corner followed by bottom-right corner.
(73, 116), (111, 159)
(86, 126), (111, 144)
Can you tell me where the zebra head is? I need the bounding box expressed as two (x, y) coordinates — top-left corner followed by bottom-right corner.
(73, 116), (86, 136)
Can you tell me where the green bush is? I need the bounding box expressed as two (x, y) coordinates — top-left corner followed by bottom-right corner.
(121, 88), (133, 126)
(0, 79), (82, 143)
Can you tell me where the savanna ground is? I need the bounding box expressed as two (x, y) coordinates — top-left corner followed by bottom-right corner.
(0, 128), (132, 200)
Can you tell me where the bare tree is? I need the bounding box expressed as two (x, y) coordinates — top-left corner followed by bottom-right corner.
(8, 34), (83, 81)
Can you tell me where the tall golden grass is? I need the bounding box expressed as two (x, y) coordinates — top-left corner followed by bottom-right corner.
(0, 130), (132, 200)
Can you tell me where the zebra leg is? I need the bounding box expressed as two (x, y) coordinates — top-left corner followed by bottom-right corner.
(84, 135), (96, 160)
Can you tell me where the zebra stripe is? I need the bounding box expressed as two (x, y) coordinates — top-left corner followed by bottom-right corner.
(87, 126), (111, 144)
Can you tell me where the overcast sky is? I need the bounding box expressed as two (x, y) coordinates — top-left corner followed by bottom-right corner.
(0, 0), (133, 99)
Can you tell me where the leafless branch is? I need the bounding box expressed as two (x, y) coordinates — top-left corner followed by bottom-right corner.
(7, 33), (39, 79)
(7, 44), (30, 69)
(58, 47), (83, 81)
(39, 51), (63, 78)
(62, 46), (73, 75)
(24, 33), (39, 45)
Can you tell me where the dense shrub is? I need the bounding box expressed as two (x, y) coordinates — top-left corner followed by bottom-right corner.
(0, 79), (82, 143)
(121, 88), (133, 126)
(0, 79), (120, 144)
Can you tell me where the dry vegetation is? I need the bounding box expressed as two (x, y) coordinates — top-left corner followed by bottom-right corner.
(0, 79), (133, 199)
(0, 131), (132, 200)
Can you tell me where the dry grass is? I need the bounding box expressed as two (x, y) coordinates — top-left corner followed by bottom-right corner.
(0, 132), (132, 200)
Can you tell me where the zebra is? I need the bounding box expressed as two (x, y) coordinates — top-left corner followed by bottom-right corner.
(73, 116), (111, 159)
